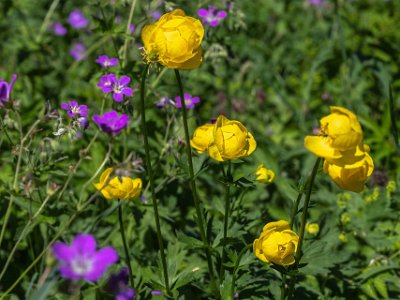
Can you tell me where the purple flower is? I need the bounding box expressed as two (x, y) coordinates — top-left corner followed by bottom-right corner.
(151, 290), (162, 296)
(96, 55), (119, 68)
(52, 234), (118, 282)
(0, 74), (17, 107)
(92, 110), (129, 135)
(155, 96), (175, 109)
(78, 117), (89, 130)
(198, 6), (227, 27)
(70, 42), (86, 61)
(151, 10), (162, 21)
(105, 268), (136, 300)
(129, 24), (136, 33)
(174, 94), (200, 109)
(97, 74), (133, 102)
(60, 100), (88, 117)
(52, 22), (67, 36)
(308, 0), (325, 6)
(68, 9), (89, 29)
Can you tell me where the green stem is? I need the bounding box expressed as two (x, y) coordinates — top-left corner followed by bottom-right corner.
(0, 114), (14, 146)
(231, 243), (252, 297)
(122, 0), (137, 68)
(140, 64), (170, 295)
(174, 69), (217, 290)
(287, 157), (321, 299)
(220, 161), (231, 279)
(36, 0), (60, 44)
(118, 200), (135, 289)
(280, 273), (286, 300)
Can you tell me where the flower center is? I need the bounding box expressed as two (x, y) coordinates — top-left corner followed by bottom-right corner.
(184, 98), (192, 106)
(113, 84), (123, 94)
(71, 106), (80, 114)
(71, 255), (94, 275)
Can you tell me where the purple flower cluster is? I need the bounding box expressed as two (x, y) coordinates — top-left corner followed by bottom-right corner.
(96, 55), (119, 68)
(92, 110), (129, 136)
(0, 74), (17, 107)
(174, 94), (200, 109)
(105, 268), (136, 300)
(198, 6), (227, 27)
(97, 74), (133, 102)
(52, 234), (118, 282)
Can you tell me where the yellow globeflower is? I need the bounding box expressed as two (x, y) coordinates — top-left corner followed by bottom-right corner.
(253, 220), (299, 266)
(304, 106), (363, 160)
(94, 168), (142, 200)
(306, 223), (320, 236)
(323, 149), (374, 193)
(207, 115), (257, 161)
(190, 123), (214, 153)
(255, 163), (275, 184)
(141, 9), (204, 69)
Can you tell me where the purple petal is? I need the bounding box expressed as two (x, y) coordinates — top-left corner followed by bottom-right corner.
(69, 100), (78, 107)
(71, 234), (97, 255)
(122, 87), (133, 97)
(52, 242), (72, 261)
(210, 20), (219, 27)
(191, 97), (200, 103)
(60, 103), (69, 110)
(119, 76), (131, 86)
(102, 86), (113, 93)
(108, 74), (117, 85)
(113, 92), (124, 102)
(217, 11), (227, 19)
(198, 8), (209, 18)
(109, 58), (119, 66)
(184, 93), (192, 99)
(83, 247), (118, 281)
(68, 111), (77, 117)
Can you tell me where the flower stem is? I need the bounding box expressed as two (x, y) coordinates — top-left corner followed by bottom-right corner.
(231, 243), (252, 297)
(220, 161), (231, 279)
(140, 64), (170, 295)
(287, 157), (321, 299)
(174, 69), (217, 290)
(280, 273), (286, 300)
(118, 200), (135, 289)
(122, 0), (137, 68)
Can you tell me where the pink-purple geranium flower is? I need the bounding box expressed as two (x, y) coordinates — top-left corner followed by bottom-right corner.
(52, 234), (118, 282)
(174, 94), (200, 109)
(68, 9), (89, 29)
(97, 74), (133, 102)
(60, 100), (88, 117)
(70, 42), (86, 61)
(52, 22), (67, 36)
(155, 96), (175, 109)
(105, 268), (136, 300)
(92, 110), (129, 135)
(308, 0), (325, 6)
(198, 6), (227, 27)
(0, 74), (17, 107)
(96, 55), (119, 68)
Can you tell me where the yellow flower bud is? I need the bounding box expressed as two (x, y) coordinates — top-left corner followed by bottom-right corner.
(340, 213), (351, 225)
(338, 232), (347, 243)
(255, 163), (275, 184)
(190, 123), (214, 153)
(323, 149), (374, 193)
(141, 9), (204, 69)
(94, 168), (142, 200)
(253, 220), (299, 266)
(306, 223), (320, 236)
(304, 106), (363, 160)
(207, 115), (257, 161)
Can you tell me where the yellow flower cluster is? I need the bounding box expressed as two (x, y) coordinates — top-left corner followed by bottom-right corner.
(253, 220), (299, 266)
(190, 115), (257, 162)
(304, 106), (374, 192)
(94, 168), (142, 200)
(141, 9), (204, 69)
